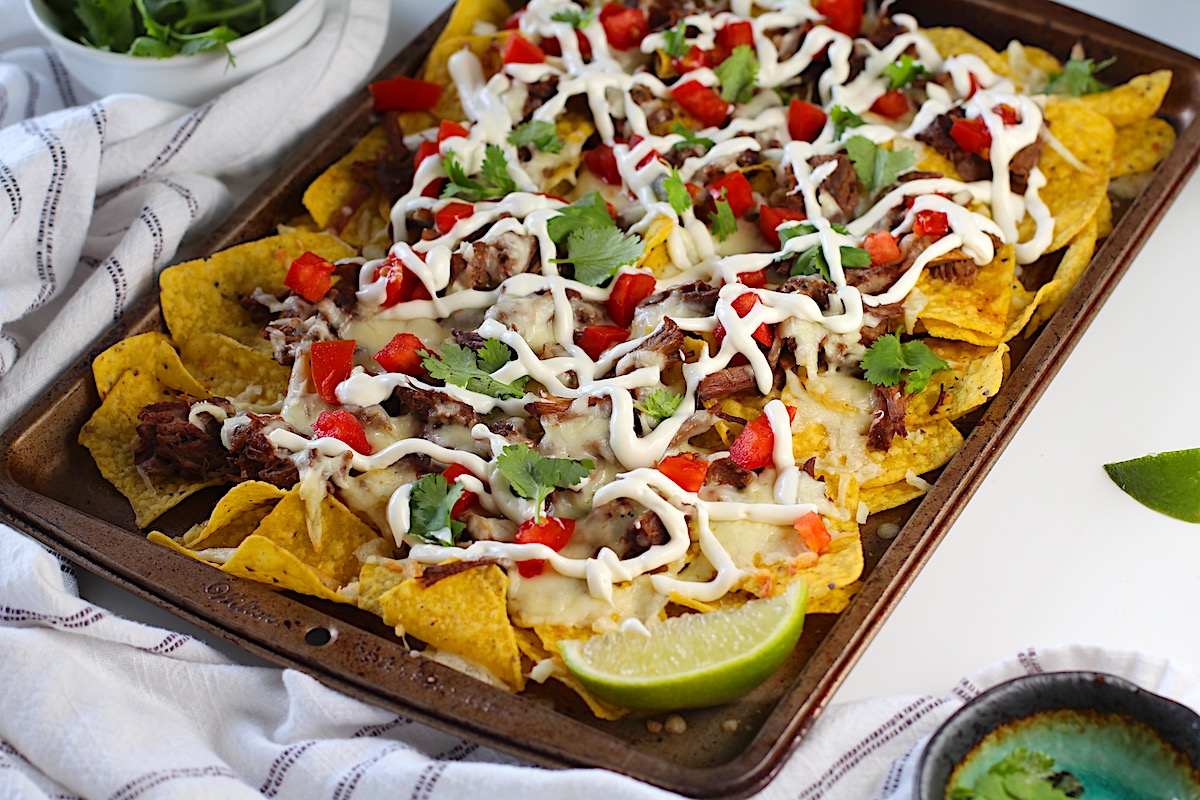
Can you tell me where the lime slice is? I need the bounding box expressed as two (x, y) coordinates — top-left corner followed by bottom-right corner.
(559, 582), (807, 711)
(1104, 448), (1200, 523)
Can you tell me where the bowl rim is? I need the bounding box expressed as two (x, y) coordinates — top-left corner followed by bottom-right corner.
(914, 670), (1200, 799)
(24, 0), (323, 67)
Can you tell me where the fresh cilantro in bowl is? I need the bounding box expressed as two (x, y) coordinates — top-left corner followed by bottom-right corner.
(43, 0), (290, 59)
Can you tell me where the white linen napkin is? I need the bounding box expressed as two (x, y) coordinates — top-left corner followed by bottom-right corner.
(0, 0), (388, 431)
(2, 523), (1197, 799)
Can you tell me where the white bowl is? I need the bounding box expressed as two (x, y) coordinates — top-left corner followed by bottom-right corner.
(25, 0), (325, 106)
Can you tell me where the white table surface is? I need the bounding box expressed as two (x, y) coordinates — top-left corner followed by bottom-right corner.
(52, 0), (1200, 716)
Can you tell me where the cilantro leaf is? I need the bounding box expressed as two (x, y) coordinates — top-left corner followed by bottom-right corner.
(861, 334), (950, 394)
(481, 144), (518, 195)
(830, 105), (866, 138)
(551, 5), (593, 28)
(671, 122), (715, 152)
(508, 120), (564, 154)
(552, 226), (645, 286)
(1045, 56), (1116, 96)
(663, 168), (691, 215)
(662, 22), (688, 59)
(408, 474), (467, 546)
(442, 146), (517, 202)
(634, 389), (683, 421)
(883, 54), (931, 90)
(440, 152), (491, 201)
(779, 222), (868, 279)
(422, 343), (529, 399)
(476, 338), (515, 373)
(547, 192), (615, 243)
(844, 135), (915, 193)
(710, 196), (738, 242)
(714, 45), (758, 104)
(496, 443), (594, 519)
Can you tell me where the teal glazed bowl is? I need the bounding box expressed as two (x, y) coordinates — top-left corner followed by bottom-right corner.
(916, 672), (1200, 800)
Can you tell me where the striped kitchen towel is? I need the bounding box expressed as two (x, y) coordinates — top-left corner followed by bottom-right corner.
(0, 0), (387, 431)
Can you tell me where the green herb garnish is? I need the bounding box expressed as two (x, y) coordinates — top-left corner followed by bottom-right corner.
(883, 54), (932, 90)
(950, 747), (1084, 800)
(407, 474), (467, 546)
(508, 120), (564, 154)
(441, 145), (518, 202)
(663, 168), (691, 215)
(844, 135), (915, 193)
(551, 4), (593, 28)
(634, 389), (683, 421)
(710, 194), (738, 242)
(830, 105), (866, 138)
(1045, 56), (1116, 96)
(552, 226), (645, 286)
(662, 21), (688, 58)
(861, 333), (950, 394)
(421, 342), (528, 399)
(496, 443), (594, 520)
(714, 45), (758, 104)
(671, 122), (715, 152)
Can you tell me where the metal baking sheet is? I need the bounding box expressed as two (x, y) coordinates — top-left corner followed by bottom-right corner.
(3, 1), (1200, 796)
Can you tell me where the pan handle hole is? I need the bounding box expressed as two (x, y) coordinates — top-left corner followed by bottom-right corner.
(304, 626), (336, 647)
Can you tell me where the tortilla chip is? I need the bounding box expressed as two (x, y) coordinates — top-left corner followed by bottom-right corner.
(433, 0), (511, 45)
(78, 370), (221, 527)
(1027, 213), (1100, 331)
(178, 332), (289, 408)
(915, 245), (1016, 339)
(302, 126), (390, 231)
(220, 534), (351, 604)
(638, 216), (676, 276)
(922, 27), (1007, 75)
(1111, 117), (1176, 177)
(863, 418), (964, 489)
(1095, 192), (1113, 239)
(540, 112), (594, 190)
(160, 231), (354, 354)
(357, 559), (421, 618)
(1074, 70), (1172, 127)
(92, 332), (208, 401)
(379, 563), (525, 691)
(749, 534), (864, 614)
(147, 530), (217, 563)
(422, 33), (507, 122)
(1039, 100), (1114, 252)
(251, 489), (380, 588)
(861, 481), (928, 514)
(181, 481), (286, 550)
(908, 341), (1008, 422)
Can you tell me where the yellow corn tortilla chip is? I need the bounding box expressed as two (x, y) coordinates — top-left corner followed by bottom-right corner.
(178, 332), (289, 409)
(379, 563), (525, 691)
(433, 0), (511, 46)
(160, 231), (354, 354)
(921, 273), (1058, 346)
(250, 488), (380, 587)
(908, 341), (1008, 423)
(1111, 117), (1176, 177)
(863, 417), (964, 489)
(422, 33), (507, 122)
(746, 534), (863, 614)
(92, 332), (209, 401)
(1039, 100), (1114, 252)
(147, 530), (216, 563)
(302, 126), (391, 231)
(78, 369), (221, 527)
(1073, 69), (1172, 127)
(915, 245), (1016, 339)
(1095, 192), (1113, 239)
(220, 534), (351, 604)
(922, 27), (1007, 75)
(861, 481), (927, 514)
(181, 481), (286, 550)
(1026, 213), (1100, 332)
(356, 560), (421, 618)
(638, 215), (676, 276)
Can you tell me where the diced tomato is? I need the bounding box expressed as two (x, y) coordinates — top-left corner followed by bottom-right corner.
(814, 0), (864, 36)
(503, 8), (524, 28)
(435, 201), (474, 234)
(671, 80), (731, 128)
(311, 410), (372, 455)
(862, 231), (900, 265)
(949, 116), (991, 156)
(657, 453), (709, 492)
(787, 99), (827, 143)
(368, 75), (442, 112)
(515, 517), (576, 578)
(373, 332), (428, 376)
(442, 463), (478, 517)
(541, 29), (593, 59)
(758, 205), (807, 249)
(870, 89), (910, 119)
(437, 120), (469, 142)
(503, 33), (546, 65)
(966, 71), (983, 99)
(577, 325), (631, 360)
(731, 291), (773, 346)
(993, 103), (1020, 125)
(671, 45), (710, 74)
(714, 20), (754, 59)
(584, 144), (622, 185)
(309, 340), (357, 404)
(729, 406), (796, 471)
(793, 511), (831, 555)
(374, 254), (432, 308)
(625, 134), (660, 169)
(598, 3), (648, 51)
(740, 268), (767, 288)
(284, 251), (335, 303)
(413, 140), (439, 172)
(606, 271), (657, 328)
(913, 209), (950, 238)
(706, 171), (754, 217)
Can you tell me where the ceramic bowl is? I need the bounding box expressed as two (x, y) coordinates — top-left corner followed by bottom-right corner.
(916, 671), (1200, 800)
(24, 0), (325, 106)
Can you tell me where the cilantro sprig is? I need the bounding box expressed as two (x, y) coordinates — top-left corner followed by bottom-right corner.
(883, 54), (931, 90)
(662, 168), (691, 215)
(441, 145), (518, 202)
(548, 193), (645, 285)
(1045, 56), (1116, 96)
(779, 223), (870, 280)
(421, 341), (529, 399)
(710, 194), (738, 242)
(861, 334), (950, 394)
(407, 474), (467, 546)
(830, 105), (866, 138)
(634, 389), (683, 421)
(662, 21), (688, 59)
(551, 4), (593, 28)
(844, 135), (915, 193)
(671, 122), (715, 152)
(508, 120), (564, 154)
(714, 44), (759, 104)
(496, 443), (594, 520)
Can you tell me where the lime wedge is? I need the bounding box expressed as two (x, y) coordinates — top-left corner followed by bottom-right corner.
(559, 582), (807, 711)
(1104, 448), (1200, 523)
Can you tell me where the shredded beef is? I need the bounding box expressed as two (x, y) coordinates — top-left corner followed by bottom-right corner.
(809, 153), (859, 218)
(451, 232), (538, 290)
(451, 329), (488, 351)
(421, 559), (499, 586)
(697, 364), (756, 403)
(615, 511), (670, 560)
(134, 400), (236, 482)
(388, 385), (482, 431)
(616, 317), (685, 374)
(859, 302), (907, 347)
(917, 109), (1045, 192)
(704, 457), (754, 489)
(780, 274), (836, 307)
(227, 415), (300, 489)
(641, 280), (720, 317)
(1008, 139), (1045, 194)
(264, 317), (304, 367)
(867, 384), (909, 451)
(927, 255), (978, 284)
(523, 77), (559, 119)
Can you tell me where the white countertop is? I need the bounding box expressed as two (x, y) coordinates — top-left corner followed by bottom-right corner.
(65, 0), (1200, 714)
